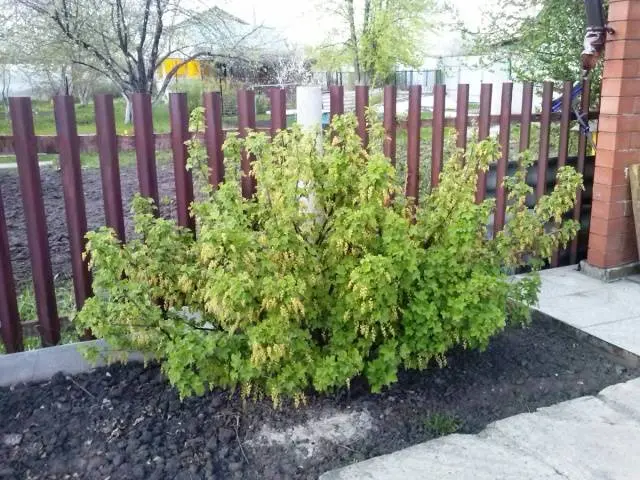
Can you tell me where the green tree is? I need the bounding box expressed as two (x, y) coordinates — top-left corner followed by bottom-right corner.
(463, 0), (602, 83)
(312, 0), (436, 85)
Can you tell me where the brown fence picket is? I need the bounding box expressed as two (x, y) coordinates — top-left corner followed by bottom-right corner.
(10, 97), (60, 346)
(456, 84), (469, 151)
(383, 85), (397, 165)
(94, 94), (126, 241)
(570, 79), (591, 264)
(269, 88), (287, 136)
(494, 83), (513, 234)
(54, 96), (92, 312)
(431, 84), (446, 189)
(519, 82), (534, 152)
(551, 81), (575, 267)
(355, 85), (369, 148)
(476, 83), (493, 203)
(169, 93), (195, 231)
(329, 85), (344, 121)
(132, 93), (159, 210)
(537, 82), (554, 200)
(406, 85), (422, 200)
(0, 186), (22, 353)
(203, 92), (225, 188)
(237, 89), (257, 198)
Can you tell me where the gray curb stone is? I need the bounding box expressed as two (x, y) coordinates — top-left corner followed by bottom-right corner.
(0, 340), (144, 387)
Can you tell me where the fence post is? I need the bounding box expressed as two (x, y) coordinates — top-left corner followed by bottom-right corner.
(95, 94), (126, 241)
(431, 84), (446, 188)
(455, 84), (469, 151)
(476, 84), (493, 203)
(0, 186), (22, 353)
(203, 92), (225, 188)
(519, 82), (534, 152)
(54, 95), (92, 312)
(10, 97), (60, 346)
(329, 85), (344, 121)
(537, 82), (554, 200)
(383, 85), (397, 165)
(494, 82), (513, 234)
(570, 79), (591, 265)
(269, 88), (287, 137)
(132, 92), (160, 210)
(169, 93), (195, 232)
(355, 85), (369, 147)
(405, 85), (422, 201)
(237, 89), (257, 198)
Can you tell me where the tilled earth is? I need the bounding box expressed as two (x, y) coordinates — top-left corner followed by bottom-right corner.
(0, 164), (178, 286)
(1, 315), (638, 480)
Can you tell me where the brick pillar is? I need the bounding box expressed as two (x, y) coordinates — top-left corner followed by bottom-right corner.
(587, 0), (640, 269)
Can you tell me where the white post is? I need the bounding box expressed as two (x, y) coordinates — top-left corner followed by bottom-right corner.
(295, 85), (322, 132)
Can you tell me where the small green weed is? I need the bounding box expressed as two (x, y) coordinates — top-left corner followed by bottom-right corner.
(424, 413), (462, 436)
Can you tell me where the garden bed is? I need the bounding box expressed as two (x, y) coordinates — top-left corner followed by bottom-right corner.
(0, 164), (178, 286)
(1, 315), (638, 480)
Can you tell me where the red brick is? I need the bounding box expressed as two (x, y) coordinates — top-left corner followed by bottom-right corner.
(598, 114), (640, 133)
(605, 40), (640, 60)
(593, 183), (631, 203)
(607, 20), (640, 40)
(599, 95), (640, 114)
(591, 198), (633, 219)
(601, 78), (640, 98)
(608, 1), (640, 22)
(593, 166), (629, 186)
(588, 245), (638, 268)
(603, 59), (640, 78)
(589, 215), (635, 237)
(595, 149), (640, 169)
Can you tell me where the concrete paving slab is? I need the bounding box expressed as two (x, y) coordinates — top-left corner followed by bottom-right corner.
(599, 377), (640, 421)
(585, 316), (640, 358)
(322, 386), (640, 480)
(320, 433), (566, 480)
(486, 397), (640, 480)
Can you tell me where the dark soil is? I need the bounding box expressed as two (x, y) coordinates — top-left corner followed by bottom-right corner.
(0, 164), (178, 286)
(1, 315), (638, 480)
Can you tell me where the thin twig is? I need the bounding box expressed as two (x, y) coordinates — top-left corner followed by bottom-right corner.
(235, 415), (250, 464)
(66, 376), (96, 399)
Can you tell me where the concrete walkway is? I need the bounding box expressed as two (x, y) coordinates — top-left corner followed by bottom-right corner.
(322, 265), (640, 479)
(534, 265), (640, 359)
(321, 377), (640, 479)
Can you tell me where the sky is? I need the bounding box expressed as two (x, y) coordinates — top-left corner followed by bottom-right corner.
(190, 0), (490, 56)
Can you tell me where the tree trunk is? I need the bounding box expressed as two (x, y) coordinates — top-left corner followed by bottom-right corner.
(123, 94), (133, 124)
(346, 0), (362, 84)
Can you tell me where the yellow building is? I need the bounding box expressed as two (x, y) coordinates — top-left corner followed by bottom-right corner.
(159, 58), (203, 80)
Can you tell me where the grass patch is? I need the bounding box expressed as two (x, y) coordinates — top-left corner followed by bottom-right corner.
(0, 98), (270, 135)
(423, 413), (462, 437)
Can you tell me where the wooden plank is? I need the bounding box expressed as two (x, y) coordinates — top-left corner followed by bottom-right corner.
(269, 87), (287, 136)
(10, 97), (60, 346)
(203, 92), (225, 188)
(94, 94), (126, 241)
(0, 185), (22, 352)
(431, 84), (446, 188)
(476, 84), (493, 203)
(54, 96), (92, 311)
(237, 89), (257, 198)
(455, 84), (469, 151)
(383, 85), (397, 165)
(537, 82), (554, 200)
(329, 85), (344, 121)
(355, 85), (369, 147)
(519, 82), (534, 152)
(132, 92), (160, 209)
(494, 83), (513, 234)
(405, 85), (421, 200)
(570, 79), (592, 265)
(169, 93), (195, 231)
